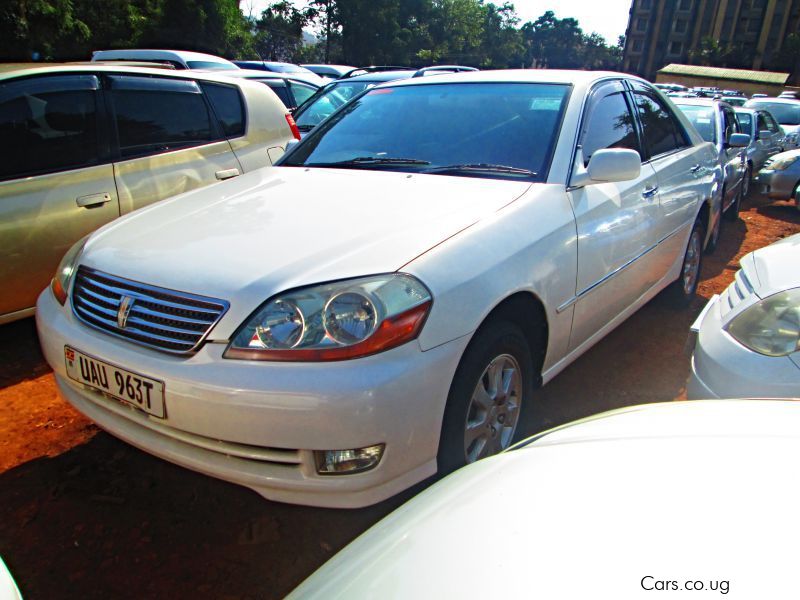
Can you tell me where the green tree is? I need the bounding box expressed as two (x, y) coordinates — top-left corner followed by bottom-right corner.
(251, 1), (314, 62)
(522, 11), (585, 69)
(479, 2), (524, 68)
(139, 0), (252, 58)
(0, 0), (90, 61)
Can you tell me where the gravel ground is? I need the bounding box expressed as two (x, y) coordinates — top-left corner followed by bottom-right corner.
(1, 190), (798, 599)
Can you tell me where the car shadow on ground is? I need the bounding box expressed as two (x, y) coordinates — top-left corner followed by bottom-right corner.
(755, 200), (800, 225)
(0, 432), (420, 599)
(0, 318), (51, 389)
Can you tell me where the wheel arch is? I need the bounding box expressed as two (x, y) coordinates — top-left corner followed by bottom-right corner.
(465, 291), (549, 385)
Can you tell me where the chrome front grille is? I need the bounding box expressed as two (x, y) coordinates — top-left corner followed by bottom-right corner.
(71, 266), (229, 354)
(719, 268), (755, 317)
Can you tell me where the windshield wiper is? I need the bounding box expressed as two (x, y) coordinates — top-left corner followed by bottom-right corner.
(307, 156), (432, 167)
(422, 163), (537, 177)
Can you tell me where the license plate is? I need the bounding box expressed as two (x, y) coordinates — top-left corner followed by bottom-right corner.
(64, 346), (166, 418)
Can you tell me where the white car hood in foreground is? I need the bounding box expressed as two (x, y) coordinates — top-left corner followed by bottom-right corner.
(80, 167), (530, 338)
(747, 231), (800, 298)
(291, 400), (800, 599)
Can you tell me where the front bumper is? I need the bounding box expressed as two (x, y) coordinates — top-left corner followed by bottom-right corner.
(36, 288), (469, 508)
(755, 169), (798, 201)
(687, 294), (800, 400)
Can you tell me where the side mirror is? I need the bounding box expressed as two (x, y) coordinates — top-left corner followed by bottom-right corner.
(728, 133), (750, 148)
(579, 148), (642, 185)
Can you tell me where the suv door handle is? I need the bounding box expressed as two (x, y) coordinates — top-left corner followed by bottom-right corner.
(215, 168), (240, 181)
(76, 192), (112, 208)
(690, 164), (702, 173)
(642, 185), (659, 199)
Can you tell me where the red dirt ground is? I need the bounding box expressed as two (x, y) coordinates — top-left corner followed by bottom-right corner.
(1, 191), (798, 599)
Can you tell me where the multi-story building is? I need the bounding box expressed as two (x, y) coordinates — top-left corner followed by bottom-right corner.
(623, 0), (800, 81)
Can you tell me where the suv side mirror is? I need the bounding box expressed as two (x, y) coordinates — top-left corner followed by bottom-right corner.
(728, 133), (750, 148)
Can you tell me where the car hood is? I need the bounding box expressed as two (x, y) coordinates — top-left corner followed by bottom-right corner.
(80, 167), (531, 339)
(289, 400), (800, 599)
(748, 231), (800, 298)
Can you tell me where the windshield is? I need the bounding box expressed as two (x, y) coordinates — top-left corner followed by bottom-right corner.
(747, 102), (800, 125)
(186, 61), (238, 70)
(282, 82), (570, 181)
(676, 105), (716, 143)
(294, 81), (373, 130)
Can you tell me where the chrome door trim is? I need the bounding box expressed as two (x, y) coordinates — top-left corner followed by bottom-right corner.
(556, 224), (686, 314)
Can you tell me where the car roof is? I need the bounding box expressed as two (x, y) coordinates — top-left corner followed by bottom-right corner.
(747, 97), (800, 104)
(380, 68), (637, 89)
(338, 69), (417, 82)
(91, 49), (234, 64)
(194, 68), (321, 86)
(0, 63), (252, 84)
(670, 97), (722, 107)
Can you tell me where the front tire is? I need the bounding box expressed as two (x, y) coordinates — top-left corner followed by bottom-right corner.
(669, 217), (704, 307)
(437, 320), (535, 475)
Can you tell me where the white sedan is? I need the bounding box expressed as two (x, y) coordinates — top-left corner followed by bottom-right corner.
(290, 400), (800, 598)
(688, 232), (800, 399)
(36, 69), (720, 508)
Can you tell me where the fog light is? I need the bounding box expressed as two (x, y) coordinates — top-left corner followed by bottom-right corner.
(314, 444), (385, 475)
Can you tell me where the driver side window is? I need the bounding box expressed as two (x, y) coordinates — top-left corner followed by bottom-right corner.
(581, 88), (641, 167)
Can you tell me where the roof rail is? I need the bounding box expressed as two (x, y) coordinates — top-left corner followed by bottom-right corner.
(412, 65), (479, 78)
(340, 66), (415, 79)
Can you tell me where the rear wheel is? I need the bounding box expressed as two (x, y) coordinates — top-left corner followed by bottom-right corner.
(437, 320), (536, 475)
(669, 217), (704, 307)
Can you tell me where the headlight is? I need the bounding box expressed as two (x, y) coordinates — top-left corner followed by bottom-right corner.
(225, 274), (432, 361)
(51, 236), (89, 305)
(726, 288), (800, 356)
(768, 155), (799, 170)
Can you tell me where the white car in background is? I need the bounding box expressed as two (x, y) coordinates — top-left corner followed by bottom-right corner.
(688, 232), (800, 399)
(745, 97), (800, 150)
(37, 70), (720, 508)
(91, 49), (238, 70)
(290, 400), (800, 598)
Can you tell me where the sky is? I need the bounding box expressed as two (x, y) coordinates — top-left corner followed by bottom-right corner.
(243, 0), (633, 46)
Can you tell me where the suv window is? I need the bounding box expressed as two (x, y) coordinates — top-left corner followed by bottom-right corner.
(756, 112), (769, 134)
(287, 80), (317, 107)
(109, 76), (217, 159)
(259, 80), (292, 107)
(0, 75), (100, 180)
(201, 82), (245, 138)
(763, 112), (780, 133)
(581, 89), (641, 166)
(633, 92), (688, 157)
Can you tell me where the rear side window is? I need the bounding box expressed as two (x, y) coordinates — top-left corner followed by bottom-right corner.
(259, 81), (292, 108)
(287, 80), (317, 107)
(633, 93), (689, 158)
(110, 76), (217, 159)
(581, 89), (641, 166)
(201, 82), (245, 138)
(0, 75), (101, 180)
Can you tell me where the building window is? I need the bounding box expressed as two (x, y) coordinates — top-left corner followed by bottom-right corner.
(640, 0), (652, 9)
(636, 17), (648, 32)
(675, 19), (688, 33)
(747, 19), (761, 33)
(632, 38), (644, 52)
(679, 0), (692, 9)
(669, 41), (684, 55)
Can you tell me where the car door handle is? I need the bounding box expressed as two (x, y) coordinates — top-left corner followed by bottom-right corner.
(689, 164), (702, 173)
(215, 168), (240, 181)
(642, 186), (659, 199)
(76, 192), (112, 208)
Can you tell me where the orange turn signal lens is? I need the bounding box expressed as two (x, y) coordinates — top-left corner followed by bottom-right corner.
(51, 278), (67, 305)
